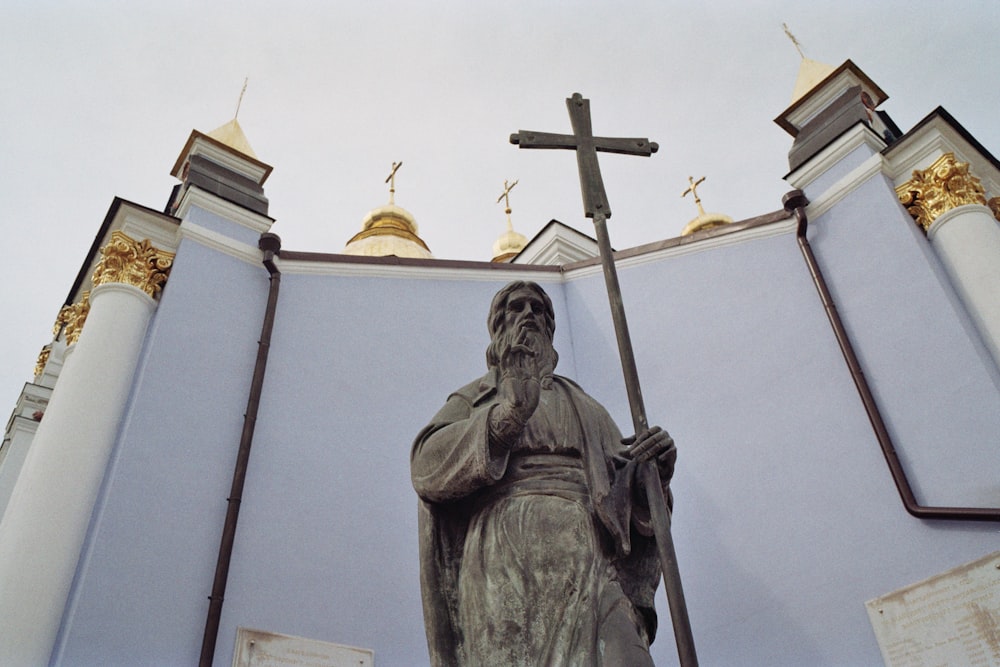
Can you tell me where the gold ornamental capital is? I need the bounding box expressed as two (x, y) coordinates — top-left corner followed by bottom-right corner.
(54, 292), (91, 346)
(91, 231), (175, 299)
(896, 153), (987, 232)
(34, 345), (51, 379)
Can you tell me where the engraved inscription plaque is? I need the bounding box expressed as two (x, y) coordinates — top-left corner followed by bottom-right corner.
(865, 551), (1000, 667)
(233, 627), (374, 667)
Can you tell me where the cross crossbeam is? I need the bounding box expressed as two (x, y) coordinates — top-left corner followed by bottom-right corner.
(510, 93), (657, 219)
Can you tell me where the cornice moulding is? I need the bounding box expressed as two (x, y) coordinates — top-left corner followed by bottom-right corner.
(175, 186), (275, 236)
(775, 60), (888, 137)
(177, 221), (264, 265)
(883, 115), (1000, 198)
(274, 257), (567, 284)
(563, 216), (799, 280)
(786, 123), (886, 191)
(171, 131), (273, 185)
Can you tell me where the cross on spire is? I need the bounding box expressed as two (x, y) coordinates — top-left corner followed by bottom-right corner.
(510, 93), (657, 220)
(682, 175), (707, 216)
(497, 179), (518, 214)
(385, 161), (402, 205)
(234, 78), (248, 119)
(496, 178), (519, 232)
(782, 23), (806, 60)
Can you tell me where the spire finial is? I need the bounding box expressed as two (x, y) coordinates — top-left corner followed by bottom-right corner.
(682, 175), (707, 216)
(385, 161), (402, 205)
(782, 23), (806, 60)
(491, 178), (527, 262)
(497, 179), (519, 230)
(234, 78), (249, 119)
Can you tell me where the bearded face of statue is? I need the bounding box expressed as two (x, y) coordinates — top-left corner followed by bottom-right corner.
(486, 282), (558, 379)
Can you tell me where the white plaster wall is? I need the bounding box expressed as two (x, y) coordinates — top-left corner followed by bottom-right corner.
(808, 174), (1000, 507)
(52, 239), (271, 666)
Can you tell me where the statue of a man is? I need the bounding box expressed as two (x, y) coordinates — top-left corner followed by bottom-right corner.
(412, 281), (676, 666)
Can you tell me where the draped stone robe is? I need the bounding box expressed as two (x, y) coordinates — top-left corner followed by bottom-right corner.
(411, 370), (665, 666)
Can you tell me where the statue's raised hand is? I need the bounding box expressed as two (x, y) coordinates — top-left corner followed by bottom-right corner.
(497, 328), (541, 428)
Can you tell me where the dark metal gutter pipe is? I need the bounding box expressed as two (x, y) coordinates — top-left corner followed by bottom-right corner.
(783, 190), (1000, 522)
(200, 232), (283, 666)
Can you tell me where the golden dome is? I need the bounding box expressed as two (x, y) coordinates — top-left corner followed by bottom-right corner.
(343, 204), (433, 259)
(491, 223), (528, 263)
(681, 211), (734, 236)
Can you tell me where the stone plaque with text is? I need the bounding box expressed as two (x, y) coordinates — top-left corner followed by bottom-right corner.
(233, 627), (374, 667)
(865, 551), (1000, 666)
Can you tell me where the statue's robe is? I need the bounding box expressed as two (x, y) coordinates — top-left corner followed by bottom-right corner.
(411, 370), (666, 666)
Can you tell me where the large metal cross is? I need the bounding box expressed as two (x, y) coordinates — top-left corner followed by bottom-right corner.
(510, 93), (657, 220)
(510, 94), (698, 667)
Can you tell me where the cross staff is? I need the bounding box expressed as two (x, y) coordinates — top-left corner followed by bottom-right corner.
(511, 94), (698, 667)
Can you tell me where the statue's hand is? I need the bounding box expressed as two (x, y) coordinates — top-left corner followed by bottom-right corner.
(622, 426), (676, 482)
(497, 337), (541, 428)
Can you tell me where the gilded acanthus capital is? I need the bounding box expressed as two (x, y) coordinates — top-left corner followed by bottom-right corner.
(54, 292), (91, 346)
(91, 231), (175, 299)
(896, 153), (988, 232)
(34, 345), (51, 379)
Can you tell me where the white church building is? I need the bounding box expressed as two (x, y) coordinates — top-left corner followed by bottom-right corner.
(1, 58), (998, 666)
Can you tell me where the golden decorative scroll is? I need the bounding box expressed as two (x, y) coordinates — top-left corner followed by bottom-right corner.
(91, 231), (174, 299)
(54, 292), (91, 346)
(34, 345), (51, 379)
(896, 153), (988, 232)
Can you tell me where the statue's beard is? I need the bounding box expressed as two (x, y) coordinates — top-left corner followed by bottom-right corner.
(495, 322), (558, 388)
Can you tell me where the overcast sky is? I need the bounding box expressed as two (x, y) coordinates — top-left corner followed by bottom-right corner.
(2, 0), (999, 418)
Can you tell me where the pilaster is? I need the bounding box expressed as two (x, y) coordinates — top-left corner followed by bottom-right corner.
(896, 153), (1000, 368)
(0, 232), (174, 666)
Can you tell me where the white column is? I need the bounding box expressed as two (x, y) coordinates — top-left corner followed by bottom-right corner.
(928, 204), (1000, 368)
(0, 231), (171, 666)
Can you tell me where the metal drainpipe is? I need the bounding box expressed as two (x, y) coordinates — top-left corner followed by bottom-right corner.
(200, 232), (283, 666)
(783, 190), (1000, 522)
